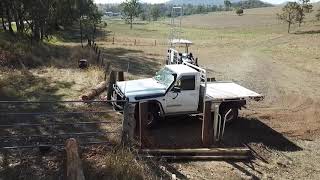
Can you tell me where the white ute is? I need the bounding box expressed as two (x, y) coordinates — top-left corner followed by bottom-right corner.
(112, 62), (263, 138)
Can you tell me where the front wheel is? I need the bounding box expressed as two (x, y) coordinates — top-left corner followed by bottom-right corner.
(134, 103), (161, 129)
(220, 107), (239, 124)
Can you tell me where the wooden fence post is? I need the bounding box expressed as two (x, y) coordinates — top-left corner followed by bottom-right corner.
(202, 101), (213, 147)
(122, 103), (135, 146)
(112, 36), (115, 45)
(106, 71), (116, 101)
(104, 62), (111, 81)
(139, 101), (148, 148)
(118, 71), (124, 81)
(134, 39), (136, 46)
(65, 138), (85, 180)
(97, 50), (101, 64)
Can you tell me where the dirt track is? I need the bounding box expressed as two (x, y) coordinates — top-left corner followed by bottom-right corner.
(168, 32), (320, 179)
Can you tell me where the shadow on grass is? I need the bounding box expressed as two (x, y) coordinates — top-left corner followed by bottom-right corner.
(56, 25), (109, 43)
(101, 47), (160, 76)
(0, 72), (119, 180)
(294, 29), (320, 35)
(223, 117), (302, 152)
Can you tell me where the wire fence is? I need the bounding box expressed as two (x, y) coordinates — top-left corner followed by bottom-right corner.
(0, 100), (125, 149)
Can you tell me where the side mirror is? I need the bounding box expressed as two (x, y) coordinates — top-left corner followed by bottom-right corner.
(172, 86), (181, 93)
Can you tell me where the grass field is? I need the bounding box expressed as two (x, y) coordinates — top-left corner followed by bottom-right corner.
(98, 6), (320, 179)
(1, 4), (320, 179)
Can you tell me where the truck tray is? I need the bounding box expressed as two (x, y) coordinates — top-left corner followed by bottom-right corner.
(204, 81), (263, 101)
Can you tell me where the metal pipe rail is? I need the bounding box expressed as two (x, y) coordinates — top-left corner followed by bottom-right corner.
(0, 100), (127, 104)
(0, 131), (118, 139)
(0, 121), (115, 127)
(0, 141), (115, 150)
(0, 110), (122, 116)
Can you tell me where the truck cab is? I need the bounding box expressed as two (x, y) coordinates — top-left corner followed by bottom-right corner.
(113, 64), (201, 115)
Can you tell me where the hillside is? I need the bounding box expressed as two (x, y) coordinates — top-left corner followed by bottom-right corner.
(166, 0), (273, 6)
(167, 0), (240, 5)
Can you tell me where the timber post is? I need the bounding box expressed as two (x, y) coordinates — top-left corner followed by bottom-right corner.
(104, 62), (111, 81)
(202, 101), (213, 147)
(106, 71), (116, 101)
(97, 50), (101, 64)
(122, 102), (136, 146)
(65, 138), (85, 180)
(118, 71), (124, 81)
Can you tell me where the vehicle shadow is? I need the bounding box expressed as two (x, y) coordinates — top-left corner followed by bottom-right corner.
(222, 117), (302, 152)
(145, 116), (302, 152)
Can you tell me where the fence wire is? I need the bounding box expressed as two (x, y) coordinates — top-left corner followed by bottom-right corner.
(0, 100), (125, 149)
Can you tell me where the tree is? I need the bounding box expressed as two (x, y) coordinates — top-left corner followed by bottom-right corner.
(277, 2), (301, 33)
(0, 0), (101, 43)
(151, 5), (161, 21)
(236, 8), (244, 16)
(224, 0), (232, 11)
(316, 9), (320, 21)
(299, 0), (313, 13)
(121, 0), (141, 29)
(296, 5), (304, 27)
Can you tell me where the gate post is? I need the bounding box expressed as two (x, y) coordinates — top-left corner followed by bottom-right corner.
(202, 101), (213, 147)
(106, 71), (116, 101)
(122, 102), (136, 146)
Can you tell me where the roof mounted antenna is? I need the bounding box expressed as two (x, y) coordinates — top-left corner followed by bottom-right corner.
(169, 6), (183, 48)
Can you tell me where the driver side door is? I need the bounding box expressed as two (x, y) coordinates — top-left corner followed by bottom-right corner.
(166, 75), (199, 114)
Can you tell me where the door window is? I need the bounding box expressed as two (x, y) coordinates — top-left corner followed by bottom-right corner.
(176, 76), (195, 90)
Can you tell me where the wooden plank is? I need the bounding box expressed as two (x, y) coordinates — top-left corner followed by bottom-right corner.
(143, 155), (250, 160)
(139, 102), (148, 149)
(65, 138), (85, 180)
(140, 148), (250, 155)
(202, 101), (213, 147)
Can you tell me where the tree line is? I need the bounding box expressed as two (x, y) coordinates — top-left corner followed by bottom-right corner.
(0, 0), (102, 44)
(98, 0), (272, 28)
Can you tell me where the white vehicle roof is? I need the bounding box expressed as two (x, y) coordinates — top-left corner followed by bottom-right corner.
(166, 64), (198, 75)
(170, 39), (193, 45)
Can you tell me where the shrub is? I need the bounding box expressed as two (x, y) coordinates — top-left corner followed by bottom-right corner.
(236, 8), (244, 16)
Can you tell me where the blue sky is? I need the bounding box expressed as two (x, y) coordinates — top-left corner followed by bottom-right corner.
(94, 0), (320, 4)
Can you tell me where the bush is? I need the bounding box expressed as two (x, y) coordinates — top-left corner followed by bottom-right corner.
(236, 8), (244, 16)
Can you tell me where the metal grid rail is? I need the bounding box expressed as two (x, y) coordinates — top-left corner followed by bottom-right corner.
(0, 100), (125, 149)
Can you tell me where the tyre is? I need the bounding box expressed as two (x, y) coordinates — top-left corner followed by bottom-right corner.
(134, 103), (160, 129)
(220, 107), (239, 124)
